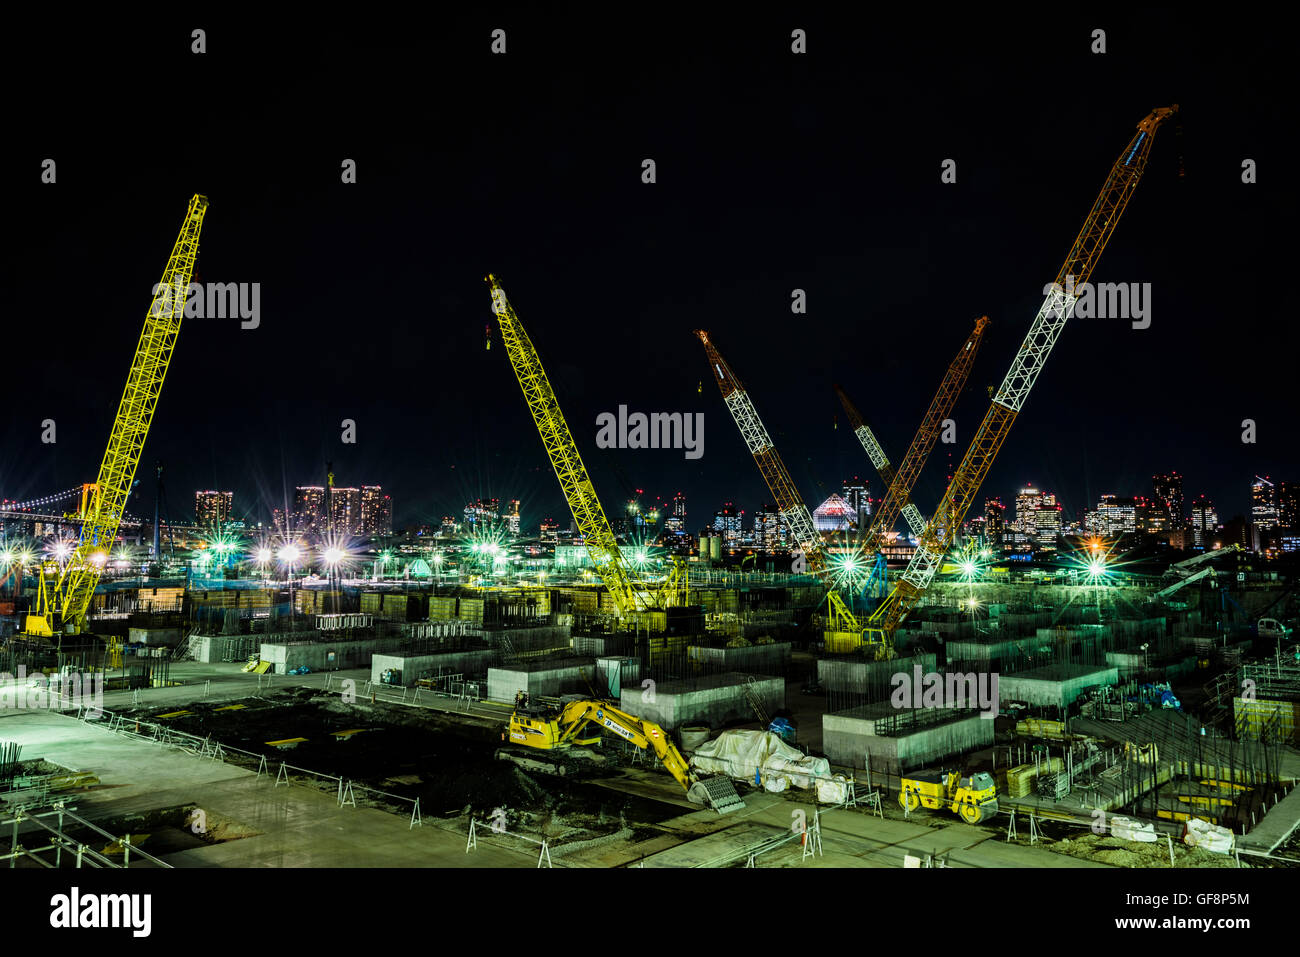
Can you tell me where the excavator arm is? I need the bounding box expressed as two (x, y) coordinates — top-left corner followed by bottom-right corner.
(556, 700), (693, 789)
(548, 699), (746, 812)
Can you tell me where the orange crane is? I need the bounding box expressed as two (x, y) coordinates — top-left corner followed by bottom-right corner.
(836, 315), (988, 546)
(695, 329), (864, 647)
(864, 106), (1178, 648)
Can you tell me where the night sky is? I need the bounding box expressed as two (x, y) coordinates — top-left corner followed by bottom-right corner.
(3, 10), (1294, 537)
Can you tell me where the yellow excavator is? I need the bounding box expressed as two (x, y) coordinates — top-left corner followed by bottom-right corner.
(899, 769), (999, 824)
(497, 694), (746, 814)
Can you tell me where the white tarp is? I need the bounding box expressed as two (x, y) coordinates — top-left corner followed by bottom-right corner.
(1108, 815), (1158, 843)
(816, 774), (850, 805)
(1183, 818), (1234, 854)
(689, 730), (829, 790)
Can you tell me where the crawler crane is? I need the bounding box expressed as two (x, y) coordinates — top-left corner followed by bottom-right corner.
(865, 106), (1179, 647)
(26, 195), (209, 641)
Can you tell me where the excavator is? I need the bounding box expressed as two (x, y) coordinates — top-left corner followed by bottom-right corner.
(496, 694), (746, 814)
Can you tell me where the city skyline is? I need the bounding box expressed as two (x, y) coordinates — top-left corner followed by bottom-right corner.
(3, 15), (1294, 553)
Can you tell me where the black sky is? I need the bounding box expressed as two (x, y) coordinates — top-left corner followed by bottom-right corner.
(3, 9), (1295, 536)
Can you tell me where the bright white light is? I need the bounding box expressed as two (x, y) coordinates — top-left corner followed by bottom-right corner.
(278, 545), (301, 563)
(324, 547), (344, 565)
(54, 543), (72, 560)
(256, 548), (272, 563)
(89, 551), (108, 567)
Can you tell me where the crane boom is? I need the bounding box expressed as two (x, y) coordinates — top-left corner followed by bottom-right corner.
(833, 385), (921, 538)
(865, 316), (988, 545)
(30, 194), (208, 637)
(866, 105), (1178, 645)
(833, 385), (896, 491)
(487, 274), (644, 618)
(696, 330), (866, 646)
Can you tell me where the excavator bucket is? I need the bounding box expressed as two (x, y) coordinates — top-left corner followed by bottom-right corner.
(688, 775), (746, 814)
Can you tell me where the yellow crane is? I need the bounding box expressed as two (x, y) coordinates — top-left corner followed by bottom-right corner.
(487, 275), (685, 621)
(865, 105), (1179, 647)
(27, 195), (209, 640)
(838, 315), (989, 547)
(695, 330), (869, 653)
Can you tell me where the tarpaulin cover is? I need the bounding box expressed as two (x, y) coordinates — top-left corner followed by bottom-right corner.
(816, 774), (850, 804)
(1183, 818), (1234, 853)
(690, 730), (829, 790)
(1109, 815), (1158, 843)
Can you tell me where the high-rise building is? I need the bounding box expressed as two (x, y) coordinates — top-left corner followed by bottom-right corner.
(293, 487), (327, 537)
(671, 492), (686, 518)
(1014, 486), (1044, 537)
(984, 497), (1006, 543)
(841, 478), (870, 528)
(713, 503), (742, 544)
(330, 487), (362, 536)
(754, 504), (787, 549)
(463, 498), (500, 527)
(1034, 503), (1063, 543)
(440, 516), (458, 536)
(195, 490), (233, 527)
(359, 486), (393, 537)
(1280, 482), (1299, 530)
(1134, 496), (1167, 535)
(540, 519), (559, 542)
(505, 499), (521, 535)
(1086, 494), (1137, 537)
(661, 492), (687, 534)
(1152, 473), (1185, 529)
(1252, 476), (1279, 530)
(1190, 495), (1218, 547)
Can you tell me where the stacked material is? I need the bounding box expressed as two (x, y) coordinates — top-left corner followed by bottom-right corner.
(1036, 771), (1070, 801)
(1000, 757), (1064, 798)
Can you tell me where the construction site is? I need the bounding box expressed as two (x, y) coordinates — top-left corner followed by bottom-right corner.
(1, 101), (1297, 873)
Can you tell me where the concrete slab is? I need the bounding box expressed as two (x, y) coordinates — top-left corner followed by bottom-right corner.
(0, 710), (543, 868)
